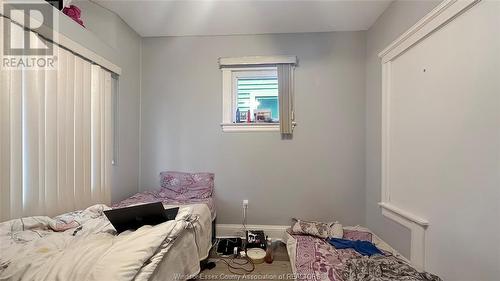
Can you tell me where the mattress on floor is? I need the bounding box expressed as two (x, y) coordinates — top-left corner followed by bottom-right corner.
(285, 226), (441, 281)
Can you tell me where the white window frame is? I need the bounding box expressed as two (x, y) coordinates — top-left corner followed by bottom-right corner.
(221, 66), (280, 132)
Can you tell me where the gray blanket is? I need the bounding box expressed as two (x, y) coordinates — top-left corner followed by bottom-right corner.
(340, 255), (442, 281)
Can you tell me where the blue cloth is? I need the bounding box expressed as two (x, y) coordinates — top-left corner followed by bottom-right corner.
(327, 238), (383, 256)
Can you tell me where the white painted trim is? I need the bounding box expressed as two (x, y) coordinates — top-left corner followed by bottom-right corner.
(378, 0), (479, 63)
(216, 224), (289, 241)
(219, 56), (297, 67)
(222, 69), (233, 123)
(0, 2), (122, 75)
(221, 67), (277, 125)
(138, 39), (143, 191)
(379, 0), (480, 270)
(379, 203), (427, 271)
(221, 123), (280, 132)
(378, 203), (429, 227)
(221, 66), (286, 132)
(57, 31), (121, 75)
(381, 62), (392, 203)
(223, 66), (278, 72)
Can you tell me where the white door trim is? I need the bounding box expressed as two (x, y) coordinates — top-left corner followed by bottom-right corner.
(378, 0), (480, 62)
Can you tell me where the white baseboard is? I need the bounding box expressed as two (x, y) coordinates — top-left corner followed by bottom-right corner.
(216, 224), (289, 241)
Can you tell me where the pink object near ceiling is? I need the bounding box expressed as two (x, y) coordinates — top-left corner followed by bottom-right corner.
(63, 5), (84, 27)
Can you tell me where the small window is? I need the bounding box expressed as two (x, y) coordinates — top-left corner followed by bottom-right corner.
(220, 56), (297, 133)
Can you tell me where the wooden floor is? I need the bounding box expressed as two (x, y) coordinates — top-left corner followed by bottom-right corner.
(195, 241), (293, 281)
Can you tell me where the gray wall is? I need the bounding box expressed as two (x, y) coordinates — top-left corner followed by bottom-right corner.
(141, 32), (367, 225)
(364, 0), (440, 258)
(67, 1), (142, 203)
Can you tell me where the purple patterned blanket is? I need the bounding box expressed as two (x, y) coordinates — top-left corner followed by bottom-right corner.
(112, 190), (216, 220)
(291, 229), (441, 281)
(294, 234), (360, 281)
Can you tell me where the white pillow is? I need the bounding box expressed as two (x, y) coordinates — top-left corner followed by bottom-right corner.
(330, 222), (343, 239)
(291, 218), (343, 239)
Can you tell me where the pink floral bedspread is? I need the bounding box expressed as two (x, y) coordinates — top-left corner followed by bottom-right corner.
(291, 229), (440, 281)
(112, 190), (216, 220)
(294, 234), (361, 281)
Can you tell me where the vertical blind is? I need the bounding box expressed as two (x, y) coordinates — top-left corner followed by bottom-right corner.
(0, 18), (113, 221)
(277, 64), (295, 134)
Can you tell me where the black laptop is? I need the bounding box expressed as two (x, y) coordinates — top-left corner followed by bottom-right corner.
(104, 202), (179, 233)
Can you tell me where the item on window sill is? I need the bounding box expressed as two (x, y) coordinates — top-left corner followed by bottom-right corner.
(247, 110), (251, 123)
(255, 110), (272, 123)
(239, 110), (247, 123)
(63, 5), (85, 27)
(236, 108), (241, 123)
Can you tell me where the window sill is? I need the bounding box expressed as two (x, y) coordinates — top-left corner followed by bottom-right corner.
(221, 123), (280, 132)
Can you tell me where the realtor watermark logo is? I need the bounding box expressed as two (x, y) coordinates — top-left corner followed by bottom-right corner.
(2, 1), (59, 70)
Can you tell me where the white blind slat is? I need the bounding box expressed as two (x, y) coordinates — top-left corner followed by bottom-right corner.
(104, 71), (112, 205)
(99, 69), (106, 203)
(44, 53), (58, 217)
(36, 34), (47, 215)
(8, 21), (24, 218)
(66, 53), (75, 211)
(57, 48), (68, 214)
(10, 68), (23, 219)
(74, 57), (85, 210)
(91, 65), (102, 204)
(82, 61), (92, 207)
(23, 59), (40, 215)
(0, 34), (11, 220)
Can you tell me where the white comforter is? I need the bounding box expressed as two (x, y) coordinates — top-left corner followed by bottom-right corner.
(0, 204), (197, 281)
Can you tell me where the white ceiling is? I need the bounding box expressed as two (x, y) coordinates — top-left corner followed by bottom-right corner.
(93, 0), (392, 37)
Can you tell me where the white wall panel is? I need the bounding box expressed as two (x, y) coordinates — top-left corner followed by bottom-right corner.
(382, 1), (500, 279)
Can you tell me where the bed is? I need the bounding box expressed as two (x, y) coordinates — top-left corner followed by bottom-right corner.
(112, 171), (216, 280)
(0, 171), (215, 281)
(112, 188), (216, 242)
(285, 225), (441, 281)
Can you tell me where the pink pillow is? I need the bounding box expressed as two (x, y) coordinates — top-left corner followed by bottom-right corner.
(159, 171), (214, 199)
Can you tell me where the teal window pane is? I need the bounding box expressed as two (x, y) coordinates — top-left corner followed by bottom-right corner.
(256, 96), (279, 120)
(236, 77), (279, 123)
